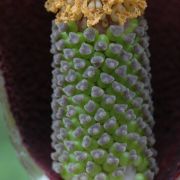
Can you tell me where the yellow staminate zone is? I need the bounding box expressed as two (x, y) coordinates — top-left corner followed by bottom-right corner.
(45, 0), (147, 26)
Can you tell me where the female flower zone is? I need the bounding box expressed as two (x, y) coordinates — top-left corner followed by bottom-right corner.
(45, 0), (158, 179)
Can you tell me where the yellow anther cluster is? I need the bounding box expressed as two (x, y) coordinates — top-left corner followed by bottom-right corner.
(45, 0), (147, 26)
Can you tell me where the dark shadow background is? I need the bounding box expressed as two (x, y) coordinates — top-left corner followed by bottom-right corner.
(0, 0), (180, 179)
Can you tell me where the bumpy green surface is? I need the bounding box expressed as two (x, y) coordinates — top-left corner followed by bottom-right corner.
(50, 18), (157, 180)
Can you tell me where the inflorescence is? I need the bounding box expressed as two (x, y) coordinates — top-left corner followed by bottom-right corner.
(50, 18), (158, 180)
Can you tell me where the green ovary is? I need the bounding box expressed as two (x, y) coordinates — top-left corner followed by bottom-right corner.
(50, 18), (157, 180)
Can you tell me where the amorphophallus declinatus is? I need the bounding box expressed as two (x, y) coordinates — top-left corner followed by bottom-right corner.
(0, 0), (179, 180)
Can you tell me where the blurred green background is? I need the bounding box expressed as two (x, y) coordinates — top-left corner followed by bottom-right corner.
(0, 107), (29, 180)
